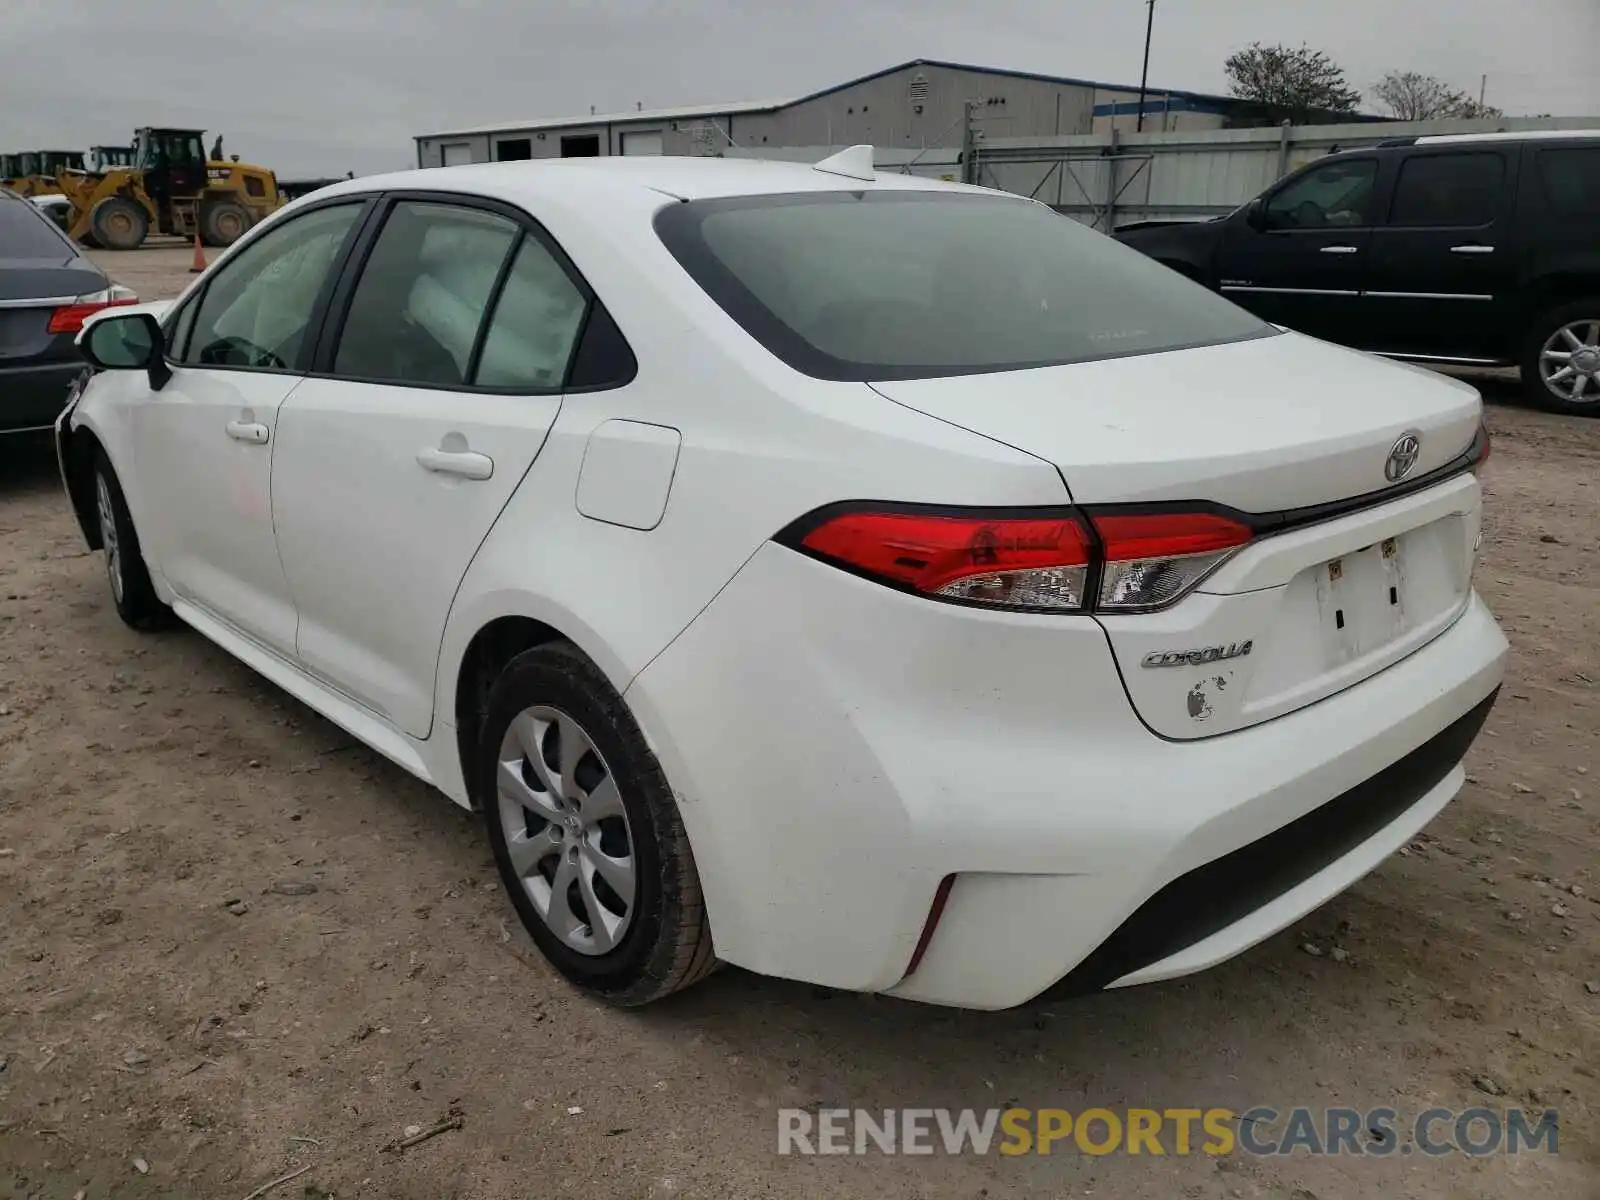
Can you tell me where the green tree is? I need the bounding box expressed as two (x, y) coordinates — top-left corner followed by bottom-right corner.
(1225, 43), (1363, 121)
(1372, 71), (1505, 120)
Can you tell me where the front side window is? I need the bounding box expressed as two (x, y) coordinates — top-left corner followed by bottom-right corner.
(656, 191), (1273, 382)
(332, 201), (519, 387)
(1388, 153), (1505, 227)
(1264, 159), (1378, 230)
(183, 202), (363, 370)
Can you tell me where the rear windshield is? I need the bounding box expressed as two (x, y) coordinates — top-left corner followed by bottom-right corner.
(654, 190), (1273, 382)
(0, 195), (75, 259)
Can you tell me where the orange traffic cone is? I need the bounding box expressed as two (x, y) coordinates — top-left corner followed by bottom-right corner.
(188, 227), (206, 273)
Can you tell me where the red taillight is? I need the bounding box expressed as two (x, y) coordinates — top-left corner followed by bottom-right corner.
(1090, 510), (1253, 611)
(799, 509), (1093, 611)
(1091, 511), (1254, 562)
(788, 504), (1254, 614)
(49, 294), (138, 335)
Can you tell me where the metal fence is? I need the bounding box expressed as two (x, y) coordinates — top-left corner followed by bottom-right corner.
(725, 115), (1597, 231)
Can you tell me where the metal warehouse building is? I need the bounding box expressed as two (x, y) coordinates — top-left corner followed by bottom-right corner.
(414, 58), (1290, 168)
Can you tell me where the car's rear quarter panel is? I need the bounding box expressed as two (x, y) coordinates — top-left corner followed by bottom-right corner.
(431, 182), (1071, 743)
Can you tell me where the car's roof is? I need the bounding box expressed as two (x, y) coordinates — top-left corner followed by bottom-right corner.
(306, 154), (998, 209)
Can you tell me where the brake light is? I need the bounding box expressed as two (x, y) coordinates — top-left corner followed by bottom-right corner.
(788, 505), (1254, 614)
(1468, 420), (1491, 473)
(799, 510), (1092, 611)
(1090, 511), (1253, 611)
(48, 285), (138, 335)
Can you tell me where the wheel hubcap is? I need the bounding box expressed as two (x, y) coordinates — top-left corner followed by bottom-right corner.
(495, 705), (636, 956)
(96, 473), (122, 603)
(1539, 320), (1600, 403)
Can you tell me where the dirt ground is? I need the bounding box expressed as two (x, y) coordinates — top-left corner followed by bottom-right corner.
(1, 250), (1596, 1199)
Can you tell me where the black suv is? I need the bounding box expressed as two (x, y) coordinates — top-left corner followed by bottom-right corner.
(1114, 132), (1600, 415)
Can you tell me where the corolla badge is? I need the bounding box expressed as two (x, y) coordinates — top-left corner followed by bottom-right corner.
(1141, 641), (1253, 669)
(1385, 431), (1422, 482)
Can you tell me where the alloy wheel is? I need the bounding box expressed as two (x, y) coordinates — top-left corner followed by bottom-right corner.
(1539, 319), (1600, 405)
(495, 705), (637, 956)
(96, 472), (123, 604)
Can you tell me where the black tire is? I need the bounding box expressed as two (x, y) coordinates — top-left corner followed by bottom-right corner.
(1520, 297), (1600, 416)
(479, 642), (716, 1006)
(89, 196), (148, 251)
(200, 199), (251, 247)
(92, 450), (172, 631)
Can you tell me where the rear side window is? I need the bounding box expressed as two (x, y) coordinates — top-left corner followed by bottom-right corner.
(1388, 153), (1505, 227)
(333, 201), (518, 387)
(0, 194), (76, 258)
(655, 191), (1273, 383)
(1535, 147), (1600, 218)
(474, 236), (588, 389)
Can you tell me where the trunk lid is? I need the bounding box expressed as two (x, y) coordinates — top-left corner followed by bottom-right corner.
(0, 259), (109, 365)
(869, 331), (1482, 513)
(871, 332), (1485, 738)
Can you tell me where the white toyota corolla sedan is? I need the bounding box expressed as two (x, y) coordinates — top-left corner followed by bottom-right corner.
(55, 149), (1506, 1009)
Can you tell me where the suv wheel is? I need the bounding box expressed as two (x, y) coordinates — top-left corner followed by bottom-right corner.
(478, 643), (717, 1006)
(1523, 299), (1600, 416)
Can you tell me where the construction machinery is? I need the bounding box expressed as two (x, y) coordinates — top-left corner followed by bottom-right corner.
(3, 151), (82, 198)
(85, 145), (135, 173)
(58, 128), (283, 251)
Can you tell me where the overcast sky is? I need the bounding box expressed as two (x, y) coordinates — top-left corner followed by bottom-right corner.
(3, 0), (1596, 177)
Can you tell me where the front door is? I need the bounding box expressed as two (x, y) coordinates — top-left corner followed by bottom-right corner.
(133, 200), (368, 656)
(1214, 156), (1380, 345)
(271, 197), (590, 736)
(1359, 147), (1519, 359)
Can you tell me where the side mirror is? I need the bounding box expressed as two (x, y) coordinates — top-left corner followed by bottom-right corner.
(1244, 197), (1267, 232)
(79, 311), (171, 390)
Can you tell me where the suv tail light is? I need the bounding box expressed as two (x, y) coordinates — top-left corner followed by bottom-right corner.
(782, 504), (1252, 615)
(48, 285), (138, 335)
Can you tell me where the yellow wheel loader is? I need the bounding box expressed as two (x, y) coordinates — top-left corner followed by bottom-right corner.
(4, 151), (81, 198)
(85, 145), (135, 173)
(60, 128), (283, 251)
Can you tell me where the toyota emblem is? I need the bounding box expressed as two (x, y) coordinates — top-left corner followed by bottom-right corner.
(1384, 432), (1422, 482)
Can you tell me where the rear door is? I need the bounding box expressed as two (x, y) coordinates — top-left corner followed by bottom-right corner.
(1212, 155), (1381, 344)
(270, 193), (595, 736)
(1360, 146), (1519, 359)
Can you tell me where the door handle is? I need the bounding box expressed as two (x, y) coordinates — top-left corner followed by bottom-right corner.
(1450, 244), (1496, 255)
(416, 446), (494, 480)
(1320, 245), (1360, 254)
(225, 420), (269, 445)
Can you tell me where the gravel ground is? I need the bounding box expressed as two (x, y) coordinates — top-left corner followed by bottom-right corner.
(0, 250), (1596, 1199)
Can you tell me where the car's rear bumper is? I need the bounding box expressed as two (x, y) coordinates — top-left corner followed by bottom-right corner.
(1, 359), (82, 433)
(626, 542), (1507, 1009)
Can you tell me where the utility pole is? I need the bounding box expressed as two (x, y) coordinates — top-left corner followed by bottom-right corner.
(1135, 0), (1156, 132)
(1479, 74), (1488, 108)
(960, 98), (979, 185)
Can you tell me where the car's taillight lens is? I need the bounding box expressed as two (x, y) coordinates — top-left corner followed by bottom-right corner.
(1468, 420), (1491, 474)
(1090, 511), (1254, 611)
(48, 286), (138, 335)
(798, 510), (1093, 611)
(788, 505), (1254, 614)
